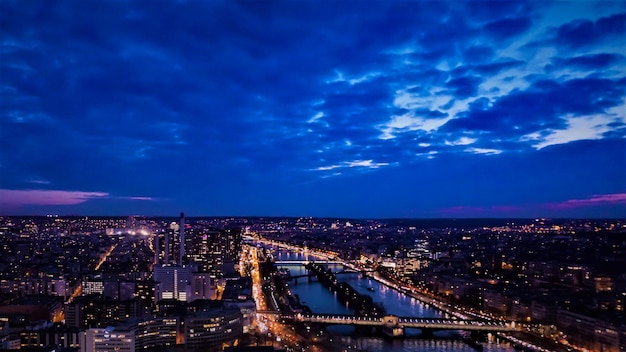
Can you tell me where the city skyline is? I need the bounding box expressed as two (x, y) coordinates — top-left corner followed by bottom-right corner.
(1, 1), (625, 218)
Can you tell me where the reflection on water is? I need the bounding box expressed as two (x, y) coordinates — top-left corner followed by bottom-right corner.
(334, 337), (516, 352)
(270, 248), (515, 352)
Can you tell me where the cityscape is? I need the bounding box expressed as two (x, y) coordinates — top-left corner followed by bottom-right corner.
(0, 215), (624, 352)
(1, 1), (625, 352)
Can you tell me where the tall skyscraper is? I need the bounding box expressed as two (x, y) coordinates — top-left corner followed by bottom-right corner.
(154, 233), (160, 265)
(179, 212), (185, 265)
(126, 215), (136, 229)
(164, 229), (171, 265)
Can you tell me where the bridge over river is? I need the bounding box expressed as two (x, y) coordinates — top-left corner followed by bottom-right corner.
(274, 260), (375, 281)
(274, 260), (343, 265)
(257, 311), (521, 337)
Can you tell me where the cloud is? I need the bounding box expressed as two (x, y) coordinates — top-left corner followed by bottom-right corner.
(119, 196), (155, 201)
(545, 193), (626, 209)
(0, 189), (109, 207)
(524, 113), (620, 149)
(0, 189), (156, 211)
(445, 137), (476, 146)
(455, 60), (526, 76)
(464, 147), (502, 155)
(444, 76), (625, 141)
(553, 13), (626, 49)
(378, 110), (450, 139)
(0, 1), (624, 217)
(548, 53), (624, 71)
(26, 179), (51, 185)
(483, 16), (533, 41)
(446, 76), (482, 98)
(315, 160), (394, 171)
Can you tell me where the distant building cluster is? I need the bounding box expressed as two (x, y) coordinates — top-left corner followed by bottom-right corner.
(0, 214), (250, 352)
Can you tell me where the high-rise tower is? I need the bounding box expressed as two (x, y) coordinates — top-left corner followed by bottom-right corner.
(165, 228), (171, 264)
(154, 233), (160, 265)
(179, 212), (185, 265)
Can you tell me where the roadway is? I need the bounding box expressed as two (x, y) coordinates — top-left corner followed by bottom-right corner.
(244, 244), (324, 352)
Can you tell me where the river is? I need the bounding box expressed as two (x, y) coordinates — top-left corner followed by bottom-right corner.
(269, 247), (517, 352)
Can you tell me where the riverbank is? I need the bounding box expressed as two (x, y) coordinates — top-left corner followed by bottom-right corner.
(259, 242), (522, 352)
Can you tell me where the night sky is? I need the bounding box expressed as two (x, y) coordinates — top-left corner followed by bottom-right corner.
(1, 1), (625, 218)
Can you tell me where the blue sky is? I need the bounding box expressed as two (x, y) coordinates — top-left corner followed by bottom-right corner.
(1, 1), (625, 218)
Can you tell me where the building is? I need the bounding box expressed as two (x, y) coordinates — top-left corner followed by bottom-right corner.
(0, 295), (63, 324)
(186, 227), (242, 278)
(395, 258), (427, 276)
(179, 212), (186, 265)
(153, 265), (192, 302)
(222, 277), (255, 333)
(132, 317), (178, 350)
(82, 277), (136, 301)
(185, 309), (243, 352)
(19, 323), (81, 349)
(557, 308), (621, 352)
(65, 294), (146, 328)
(188, 272), (217, 301)
(0, 277), (69, 298)
(165, 214), (188, 266)
(80, 317), (177, 352)
(81, 327), (134, 352)
(594, 276), (614, 293)
(82, 279), (104, 296)
(0, 334), (20, 350)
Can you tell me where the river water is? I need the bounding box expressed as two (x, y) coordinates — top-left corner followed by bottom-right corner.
(271, 248), (516, 352)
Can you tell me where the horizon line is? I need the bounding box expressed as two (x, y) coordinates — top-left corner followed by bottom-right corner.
(1, 214), (624, 221)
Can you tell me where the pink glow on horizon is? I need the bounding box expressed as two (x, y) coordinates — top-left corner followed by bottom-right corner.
(0, 189), (155, 210)
(0, 189), (108, 207)
(546, 193), (626, 209)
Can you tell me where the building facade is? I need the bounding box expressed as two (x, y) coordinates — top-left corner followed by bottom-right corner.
(185, 309), (243, 352)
